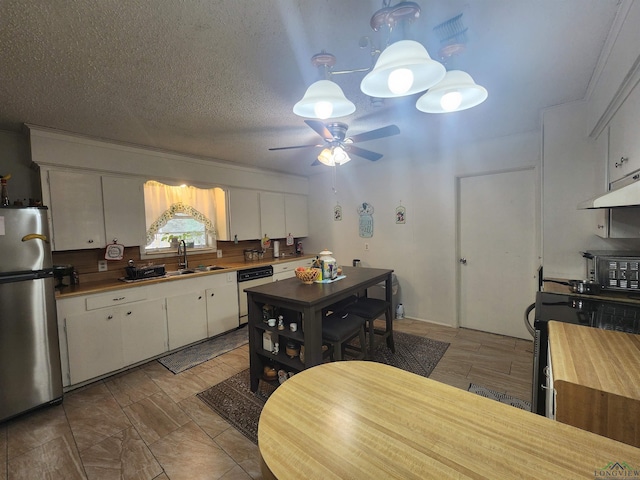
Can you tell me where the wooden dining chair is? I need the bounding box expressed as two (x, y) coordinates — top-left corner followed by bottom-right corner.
(321, 312), (367, 361)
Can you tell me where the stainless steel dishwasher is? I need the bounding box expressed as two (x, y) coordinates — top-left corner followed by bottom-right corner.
(237, 265), (273, 324)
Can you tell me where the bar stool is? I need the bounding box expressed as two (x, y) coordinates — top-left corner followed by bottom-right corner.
(342, 298), (395, 356)
(322, 312), (367, 361)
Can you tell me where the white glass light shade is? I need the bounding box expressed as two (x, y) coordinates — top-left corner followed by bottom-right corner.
(333, 146), (351, 165)
(293, 80), (356, 119)
(360, 40), (446, 98)
(317, 148), (334, 166)
(317, 146), (351, 166)
(416, 70), (488, 113)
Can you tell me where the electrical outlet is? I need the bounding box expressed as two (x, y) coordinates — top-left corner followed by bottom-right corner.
(98, 260), (108, 272)
(364, 243), (369, 251)
(227, 272), (234, 283)
(216, 249), (222, 258)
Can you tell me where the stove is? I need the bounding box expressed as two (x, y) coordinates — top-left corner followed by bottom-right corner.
(530, 291), (640, 416)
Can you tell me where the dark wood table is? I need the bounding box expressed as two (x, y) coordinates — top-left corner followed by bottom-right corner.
(245, 266), (393, 391)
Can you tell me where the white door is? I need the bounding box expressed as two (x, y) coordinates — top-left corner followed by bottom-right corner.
(459, 168), (537, 339)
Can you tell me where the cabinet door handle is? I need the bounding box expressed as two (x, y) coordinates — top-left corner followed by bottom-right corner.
(615, 156), (628, 168)
(126, 311), (132, 315)
(210, 293), (215, 297)
(113, 297), (125, 301)
(198, 296), (202, 300)
(88, 239), (94, 243)
(107, 315), (114, 320)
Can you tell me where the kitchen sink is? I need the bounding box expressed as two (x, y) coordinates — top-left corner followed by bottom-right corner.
(166, 269), (197, 276)
(206, 265), (226, 271)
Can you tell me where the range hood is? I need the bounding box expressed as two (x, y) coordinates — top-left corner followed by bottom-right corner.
(578, 171), (640, 209)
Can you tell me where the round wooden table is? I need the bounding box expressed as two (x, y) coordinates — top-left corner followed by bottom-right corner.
(258, 361), (640, 479)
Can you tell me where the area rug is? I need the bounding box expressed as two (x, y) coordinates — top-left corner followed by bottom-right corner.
(197, 332), (449, 444)
(468, 383), (531, 411)
(158, 326), (248, 374)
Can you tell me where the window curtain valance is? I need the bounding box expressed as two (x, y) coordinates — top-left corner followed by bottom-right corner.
(144, 181), (217, 245)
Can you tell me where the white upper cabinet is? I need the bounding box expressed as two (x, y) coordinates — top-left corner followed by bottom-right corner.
(609, 82), (640, 182)
(260, 192), (286, 239)
(228, 188), (261, 240)
(47, 170), (146, 250)
(228, 189), (308, 241)
(284, 193), (309, 238)
(102, 176), (146, 247)
(48, 170), (106, 250)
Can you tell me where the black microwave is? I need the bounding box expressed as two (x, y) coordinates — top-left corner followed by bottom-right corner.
(584, 251), (640, 291)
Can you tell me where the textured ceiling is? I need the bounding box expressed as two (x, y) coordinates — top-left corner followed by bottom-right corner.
(0, 0), (621, 176)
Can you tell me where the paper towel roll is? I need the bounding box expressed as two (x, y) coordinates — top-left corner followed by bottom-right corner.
(273, 240), (280, 258)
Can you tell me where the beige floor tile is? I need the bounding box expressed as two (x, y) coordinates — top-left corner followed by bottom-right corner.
(123, 391), (191, 445)
(178, 396), (233, 439)
(196, 362), (244, 387)
(149, 422), (238, 480)
(63, 381), (112, 410)
(7, 431), (85, 480)
(7, 404), (70, 459)
(218, 464), (253, 479)
(104, 368), (161, 408)
(213, 427), (262, 479)
(151, 369), (212, 403)
(65, 395), (132, 452)
(79, 425), (162, 480)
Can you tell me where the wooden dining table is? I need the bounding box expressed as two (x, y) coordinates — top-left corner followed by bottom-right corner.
(245, 266), (393, 391)
(258, 361), (640, 479)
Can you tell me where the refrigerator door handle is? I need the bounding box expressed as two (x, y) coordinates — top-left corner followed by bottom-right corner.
(21, 233), (49, 243)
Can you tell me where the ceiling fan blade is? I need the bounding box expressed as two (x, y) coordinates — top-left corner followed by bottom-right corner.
(304, 120), (333, 141)
(269, 144), (321, 151)
(347, 145), (384, 161)
(348, 124), (400, 143)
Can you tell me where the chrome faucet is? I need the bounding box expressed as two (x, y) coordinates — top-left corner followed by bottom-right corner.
(177, 240), (188, 269)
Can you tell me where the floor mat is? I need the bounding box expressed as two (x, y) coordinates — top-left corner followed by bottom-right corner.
(158, 326), (248, 374)
(468, 383), (531, 411)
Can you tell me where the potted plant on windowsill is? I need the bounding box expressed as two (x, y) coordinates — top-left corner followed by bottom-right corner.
(161, 233), (196, 249)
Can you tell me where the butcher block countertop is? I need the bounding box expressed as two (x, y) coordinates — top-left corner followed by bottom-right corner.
(258, 361), (640, 480)
(548, 321), (640, 447)
(55, 254), (315, 299)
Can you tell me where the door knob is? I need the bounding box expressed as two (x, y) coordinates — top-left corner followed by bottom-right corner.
(459, 258), (467, 264)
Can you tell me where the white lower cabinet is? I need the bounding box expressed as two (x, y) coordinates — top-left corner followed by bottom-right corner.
(166, 290), (208, 350)
(66, 308), (125, 386)
(206, 282), (239, 337)
(121, 299), (168, 364)
(272, 259), (311, 281)
(64, 298), (168, 385)
(58, 273), (240, 388)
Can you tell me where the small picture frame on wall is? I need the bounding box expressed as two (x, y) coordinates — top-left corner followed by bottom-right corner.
(334, 203), (342, 221)
(396, 204), (406, 224)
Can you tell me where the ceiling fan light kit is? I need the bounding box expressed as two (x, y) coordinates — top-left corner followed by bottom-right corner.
(280, 3), (488, 167)
(416, 70), (488, 113)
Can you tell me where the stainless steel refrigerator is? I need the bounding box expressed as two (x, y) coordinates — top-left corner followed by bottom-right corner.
(0, 207), (62, 422)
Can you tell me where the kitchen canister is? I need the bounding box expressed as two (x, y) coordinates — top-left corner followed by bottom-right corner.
(319, 250), (337, 280)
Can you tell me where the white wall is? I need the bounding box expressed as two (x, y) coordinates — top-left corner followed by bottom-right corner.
(306, 130), (540, 327)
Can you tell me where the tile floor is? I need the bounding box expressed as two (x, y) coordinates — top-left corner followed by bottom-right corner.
(0, 319), (533, 479)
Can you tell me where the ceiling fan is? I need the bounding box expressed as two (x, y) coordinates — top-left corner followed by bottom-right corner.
(269, 120), (400, 166)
